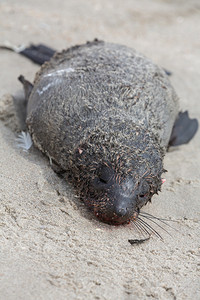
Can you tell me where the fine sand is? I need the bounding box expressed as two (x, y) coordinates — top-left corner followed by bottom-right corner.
(0, 1), (200, 299)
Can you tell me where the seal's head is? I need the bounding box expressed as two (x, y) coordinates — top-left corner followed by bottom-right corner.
(71, 128), (164, 225)
(82, 162), (163, 225)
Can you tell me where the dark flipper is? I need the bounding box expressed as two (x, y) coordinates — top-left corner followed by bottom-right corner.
(20, 44), (56, 65)
(0, 43), (56, 65)
(18, 75), (33, 101)
(169, 111), (198, 146)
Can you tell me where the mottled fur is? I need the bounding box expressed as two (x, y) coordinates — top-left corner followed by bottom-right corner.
(26, 40), (179, 224)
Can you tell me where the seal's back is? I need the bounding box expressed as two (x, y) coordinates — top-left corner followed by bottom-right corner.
(27, 40), (178, 168)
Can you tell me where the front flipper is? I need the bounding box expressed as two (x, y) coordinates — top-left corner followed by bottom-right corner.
(18, 75), (33, 101)
(169, 111), (198, 146)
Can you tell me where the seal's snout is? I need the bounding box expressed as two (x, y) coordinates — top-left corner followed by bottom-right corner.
(113, 201), (134, 221)
(93, 174), (138, 225)
(98, 193), (137, 225)
(112, 192), (137, 222)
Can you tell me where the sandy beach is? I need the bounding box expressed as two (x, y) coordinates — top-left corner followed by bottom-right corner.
(0, 1), (200, 299)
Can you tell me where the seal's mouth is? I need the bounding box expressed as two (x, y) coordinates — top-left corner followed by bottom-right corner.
(93, 209), (139, 225)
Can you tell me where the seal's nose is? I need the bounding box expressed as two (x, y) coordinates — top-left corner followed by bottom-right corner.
(116, 207), (127, 217)
(112, 194), (136, 221)
(93, 177), (137, 224)
(114, 203), (130, 217)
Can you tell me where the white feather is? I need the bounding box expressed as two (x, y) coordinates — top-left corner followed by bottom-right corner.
(16, 131), (33, 152)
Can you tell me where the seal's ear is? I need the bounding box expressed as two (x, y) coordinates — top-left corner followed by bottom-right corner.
(169, 111), (198, 146)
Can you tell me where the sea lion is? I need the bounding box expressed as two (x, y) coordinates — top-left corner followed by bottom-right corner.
(18, 40), (198, 228)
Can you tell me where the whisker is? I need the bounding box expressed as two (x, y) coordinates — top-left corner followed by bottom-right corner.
(129, 221), (152, 244)
(140, 216), (171, 237)
(140, 211), (177, 222)
(132, 220), (149, 237)
(140, 214), (176, 230)
(140, 212), (178, 232)
(135, 219), (154, 237)
(137, 217), (163, 240)
(131, 222), (142, 236)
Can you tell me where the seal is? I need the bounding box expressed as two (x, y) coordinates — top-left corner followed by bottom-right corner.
(18, 40), (198, 229)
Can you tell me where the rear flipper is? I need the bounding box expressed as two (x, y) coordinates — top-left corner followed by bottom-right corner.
(169, 111), (198, 146)
(0, 43), (56, 65)
(20, 44), (56, 65)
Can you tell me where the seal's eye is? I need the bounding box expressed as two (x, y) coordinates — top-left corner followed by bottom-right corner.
(99, 176), (108, 184)
(138, 193), (149, 203)
(139, 194), (147, 198)
(98, 166), (113, 184)
(138, 181), (150, 200)
(93, 165), (114, 188)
